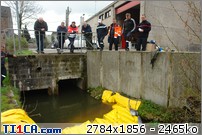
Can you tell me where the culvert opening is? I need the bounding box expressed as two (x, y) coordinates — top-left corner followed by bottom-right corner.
(57, 78), (86, 92)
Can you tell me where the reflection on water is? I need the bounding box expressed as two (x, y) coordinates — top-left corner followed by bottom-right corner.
(21, 80), (112, 123)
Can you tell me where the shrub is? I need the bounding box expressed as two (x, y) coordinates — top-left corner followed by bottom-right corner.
(6, 37), (28, 53)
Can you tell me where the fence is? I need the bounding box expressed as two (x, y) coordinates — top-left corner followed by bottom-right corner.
(1, 28), (99, 54)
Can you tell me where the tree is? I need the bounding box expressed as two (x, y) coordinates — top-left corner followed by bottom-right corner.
(4, 1), (43, 29)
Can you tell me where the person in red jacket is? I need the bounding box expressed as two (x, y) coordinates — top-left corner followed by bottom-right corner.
(68, 21), (78, 53)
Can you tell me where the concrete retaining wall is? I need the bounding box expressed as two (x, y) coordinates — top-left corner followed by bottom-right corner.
(87, 51), (200, 107)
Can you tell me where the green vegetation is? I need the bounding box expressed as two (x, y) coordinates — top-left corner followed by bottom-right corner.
(138, 100), (172, 123)
(16, 50), (33, 55)
(1, 75), (21, 112)
(87, 86), (106, 99)
(6, 37), (29, 53)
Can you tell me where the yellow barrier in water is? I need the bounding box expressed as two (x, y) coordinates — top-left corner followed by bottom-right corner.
(1, 90), (141, 134)
(62, 90), (142, 134)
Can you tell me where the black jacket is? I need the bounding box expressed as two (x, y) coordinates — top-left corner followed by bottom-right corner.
(34, 20), (48, 35)
(81, 24), (92, 33)
(137, 20), (151, 38)
(96, 23), (108, 38)
(123, 18), (136, 33)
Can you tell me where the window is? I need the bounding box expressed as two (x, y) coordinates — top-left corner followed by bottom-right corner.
(105, 10), (111, 19)
(99, 14), (104, 20)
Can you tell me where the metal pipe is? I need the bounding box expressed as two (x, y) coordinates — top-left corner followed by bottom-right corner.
(39, 31), (41, 53)
(12, 29), (16, 54)
(16, 0), (21, 51)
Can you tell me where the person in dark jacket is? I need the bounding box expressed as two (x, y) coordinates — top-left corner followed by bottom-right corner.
(34, 17), (48, 54)
(136, 14), (151, 51)
(57, 22), (67, 53)
(1, 44), (16, 87)
(96, 19), (108, 51)
(81, 22), (93, 50)
(122, 13), (136, 51)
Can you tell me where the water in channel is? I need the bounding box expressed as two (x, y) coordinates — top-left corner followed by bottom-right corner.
(20, 79), (112, 123)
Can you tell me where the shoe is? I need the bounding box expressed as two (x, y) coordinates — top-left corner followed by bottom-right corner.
(125, 48), (129, 51)
(100, 48), (103, 51)
(41, 51), (45, 54)
(70, 50), (74, 53)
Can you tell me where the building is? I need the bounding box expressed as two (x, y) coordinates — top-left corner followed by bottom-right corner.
(1, 6), (13, 40)
(80, 1), (200, 51)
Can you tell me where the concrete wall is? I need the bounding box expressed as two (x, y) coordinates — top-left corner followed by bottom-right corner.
(143, 1), (201, 51)
(87, 51), (200, 107)
(8, 54), (87, 94)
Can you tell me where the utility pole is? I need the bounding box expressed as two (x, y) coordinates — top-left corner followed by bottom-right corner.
(16, 0), (21, 51)
(66, 7), (71, 27)
(80, 14), (85, 31)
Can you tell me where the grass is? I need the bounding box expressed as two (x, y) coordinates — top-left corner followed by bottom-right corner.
(1, 76), (21, 112)
(15, 50), (33, 55)
(138, 99), (173, 123)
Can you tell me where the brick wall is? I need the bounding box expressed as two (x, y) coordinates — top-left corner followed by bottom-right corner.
(8, 54), (87, 94)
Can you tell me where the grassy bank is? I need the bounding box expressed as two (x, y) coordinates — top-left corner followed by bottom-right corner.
(87, 86), (201, 123)
(1, 75), (21, 112)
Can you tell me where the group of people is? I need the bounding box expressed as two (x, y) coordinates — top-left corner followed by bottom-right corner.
(33, 13), (151, 53)
(108, 13), (151, 51)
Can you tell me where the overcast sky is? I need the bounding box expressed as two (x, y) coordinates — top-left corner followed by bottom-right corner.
(2, 1), (114, 36)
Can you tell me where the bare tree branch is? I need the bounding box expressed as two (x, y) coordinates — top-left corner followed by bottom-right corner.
(150, 14), (180, 51)
(4, 1), (43, 29)
(169, 1), (201, 42)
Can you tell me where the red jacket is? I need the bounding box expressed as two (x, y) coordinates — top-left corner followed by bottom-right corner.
(68, 25), (78, 38)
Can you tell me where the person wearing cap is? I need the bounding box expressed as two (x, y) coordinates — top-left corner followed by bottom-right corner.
(68, 21), (78, 53)
(108, 18), (122, 51)
(96, 19), (108, 51)
(136, 14), (151, 51)
(81, 22), (93, 50)
(1, 43), (16, 87)
(57, 22), (67, 53)
(34, 17), (48, 54)
(122, 13), (136, 51)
